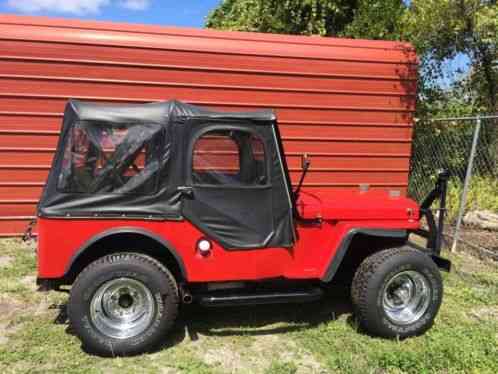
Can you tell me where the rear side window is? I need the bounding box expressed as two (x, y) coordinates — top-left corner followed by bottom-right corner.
(57, 121), (163, 194)
(192, 129), (267, 186)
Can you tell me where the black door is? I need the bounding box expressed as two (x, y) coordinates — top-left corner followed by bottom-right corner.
(181, 125), (276, 249)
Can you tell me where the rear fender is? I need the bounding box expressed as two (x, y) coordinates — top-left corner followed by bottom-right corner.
(63, 227), (187, 281)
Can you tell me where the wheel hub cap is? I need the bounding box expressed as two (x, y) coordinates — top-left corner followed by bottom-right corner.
(90, 277), (156, 339)
(382, 270), (431, 325)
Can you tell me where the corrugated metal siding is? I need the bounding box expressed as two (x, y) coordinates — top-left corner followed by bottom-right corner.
(0, 15), (417, 236)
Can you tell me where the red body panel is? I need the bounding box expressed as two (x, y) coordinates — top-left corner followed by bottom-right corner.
(0, 14), (417, 236)
(37, 189), (420, 283)
(298, 190), (420, 220)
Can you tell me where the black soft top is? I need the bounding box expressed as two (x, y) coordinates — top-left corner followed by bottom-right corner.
(38, 99), (294, 249)
(69, 99), (276, 124)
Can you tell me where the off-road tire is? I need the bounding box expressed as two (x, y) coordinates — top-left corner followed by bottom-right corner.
(68, 252), (179, 356)
(351, 247), (443, 339)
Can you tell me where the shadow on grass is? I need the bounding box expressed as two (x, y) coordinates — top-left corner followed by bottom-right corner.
(182, 287), (352, 339)
(50, 287), (353, 355)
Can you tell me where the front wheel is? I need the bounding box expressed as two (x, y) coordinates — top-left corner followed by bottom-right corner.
(68, 253), (179, 356)
(351, 247), (443, 338)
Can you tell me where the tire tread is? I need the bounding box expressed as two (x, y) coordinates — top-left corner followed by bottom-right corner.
(68, 252), (179, 356)
(351, 246), (442, 338)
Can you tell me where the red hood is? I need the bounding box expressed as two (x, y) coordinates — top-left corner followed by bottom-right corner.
(297, 189), (420, 221)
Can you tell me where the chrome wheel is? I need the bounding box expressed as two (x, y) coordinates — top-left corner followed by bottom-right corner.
(382, 270), (431, 325)
(90, 277), (156, 339)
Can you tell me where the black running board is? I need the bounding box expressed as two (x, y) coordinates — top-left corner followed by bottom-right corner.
(197, 288), (323, 307)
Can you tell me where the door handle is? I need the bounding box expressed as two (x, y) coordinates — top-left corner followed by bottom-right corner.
(177, 186), (194, 198)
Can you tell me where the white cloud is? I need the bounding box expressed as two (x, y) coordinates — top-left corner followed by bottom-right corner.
(119, 0), (150, 10)
(6, 0), (151, 15)
(7, 0), (111, 14)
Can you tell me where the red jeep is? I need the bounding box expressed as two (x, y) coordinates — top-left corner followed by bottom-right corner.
(36, 99), (451, 355)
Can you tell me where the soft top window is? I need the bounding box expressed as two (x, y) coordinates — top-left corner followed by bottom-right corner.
(192, 129), (268, 186)
(58, 121), (164, 195)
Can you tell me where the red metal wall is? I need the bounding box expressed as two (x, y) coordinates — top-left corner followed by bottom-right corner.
(0, 14), (417, 236)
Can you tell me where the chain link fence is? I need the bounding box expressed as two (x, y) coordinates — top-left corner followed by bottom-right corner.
(409, 115), (498, 256)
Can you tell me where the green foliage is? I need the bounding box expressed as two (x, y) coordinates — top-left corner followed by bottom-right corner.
(476, 4), (498, 45)
(446, 175), (498, 220)
(206, 0), (409, 40)
(205, 0), (358, 36)
(342, 0), (406, 40)
(403, 0), (498, 115)
(419, 81), (482, 118)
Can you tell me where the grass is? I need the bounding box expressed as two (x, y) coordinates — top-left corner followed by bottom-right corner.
(0, 238), (497, 373)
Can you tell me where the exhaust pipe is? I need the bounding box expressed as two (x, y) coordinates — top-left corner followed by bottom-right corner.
(180, 286), (193, 304)
(182, 292), (193, 304)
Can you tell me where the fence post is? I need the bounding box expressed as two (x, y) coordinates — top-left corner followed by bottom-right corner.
(451, 116), (482, 252)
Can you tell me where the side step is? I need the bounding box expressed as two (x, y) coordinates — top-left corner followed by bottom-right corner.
(197, 288), (323, 307)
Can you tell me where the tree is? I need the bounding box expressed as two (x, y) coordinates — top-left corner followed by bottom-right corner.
(342, 0), (406, 41)
(206, 0), (408, 39)
(403, 0), (497, 114)
(205, 0), (358, 36)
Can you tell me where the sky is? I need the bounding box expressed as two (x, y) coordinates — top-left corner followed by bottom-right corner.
(439, 54), (471, 89)
(0, 0), (221, 28)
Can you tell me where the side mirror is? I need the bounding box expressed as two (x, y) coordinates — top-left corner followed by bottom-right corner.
(302, 153), (311, 171)
(294, 153), (311, 201)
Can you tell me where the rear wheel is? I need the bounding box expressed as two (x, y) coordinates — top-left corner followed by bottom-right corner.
(351, 247), (443, 338)
(68, 253), (179, 356)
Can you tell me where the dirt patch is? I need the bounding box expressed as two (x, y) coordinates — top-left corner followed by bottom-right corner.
(202, 344), (251, 373)
(159, 368), (180, 374)
(20, 275), (37, 292)
(471, 306), (498, 321)
(0, 322), (12, 345)
(0, 299), (25, 345)
(0, 320), (22, 345)
(282, 348), (327, 373)
(0, 256), (13, 268)
(456, 252), (497, 275)
(458, 226), (498, 253)
(193, 331), (327, 373)
(186, 311), (329, 373)
(442, 226), (498, 262)
(187, 331), (258, 373)
(0, 299), (22, 317)
(253, 334), (327, 374)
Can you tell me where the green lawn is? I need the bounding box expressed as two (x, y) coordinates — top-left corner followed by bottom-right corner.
(0, 238), (497, 374)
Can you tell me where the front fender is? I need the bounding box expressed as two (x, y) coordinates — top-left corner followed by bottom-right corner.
(321, 228), (408, 282)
